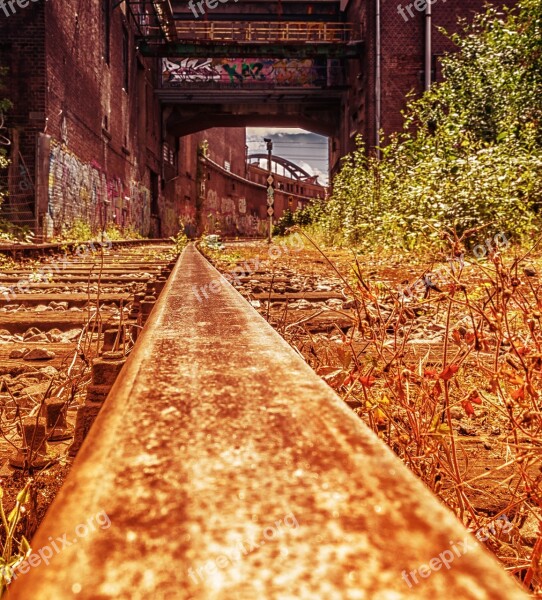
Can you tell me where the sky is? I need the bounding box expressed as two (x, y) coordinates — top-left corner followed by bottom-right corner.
(246, 128), (329, 185)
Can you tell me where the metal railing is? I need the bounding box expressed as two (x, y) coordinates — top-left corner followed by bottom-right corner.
(125, 0), (178, 42)
(174, 21), (359, 43)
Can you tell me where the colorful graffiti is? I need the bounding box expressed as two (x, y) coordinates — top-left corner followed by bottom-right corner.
(203, 188), (261, 236)
(162, 58), (326, 88)
(162, 59), (221, 83)
(48, 141), (151, 236)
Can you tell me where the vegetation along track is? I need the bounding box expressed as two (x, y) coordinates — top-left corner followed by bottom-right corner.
(201, 233), (542, 596)
(0, 238), (176, 543)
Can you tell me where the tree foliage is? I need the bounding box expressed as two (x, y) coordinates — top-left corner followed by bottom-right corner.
(273, 203), (319, 236)
(317, 1), (542, 249)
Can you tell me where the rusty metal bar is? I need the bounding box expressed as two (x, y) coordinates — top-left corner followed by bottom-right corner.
(9, 244), (529, 599)
(174, 20), (358, 43)
(124, 0), (178, 42)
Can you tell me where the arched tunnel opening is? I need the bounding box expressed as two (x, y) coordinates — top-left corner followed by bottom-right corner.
(163, 125), (329, 239)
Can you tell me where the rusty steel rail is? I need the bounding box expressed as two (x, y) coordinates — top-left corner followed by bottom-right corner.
(0, 238), (172, 260)
(9, 244), (529, 599)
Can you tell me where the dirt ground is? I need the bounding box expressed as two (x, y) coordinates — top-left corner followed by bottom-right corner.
(205, 234), (542, 596)
(0, 237), (538, 595)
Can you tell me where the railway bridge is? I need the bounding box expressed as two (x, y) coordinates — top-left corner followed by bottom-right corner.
(123, 0), (363, 141)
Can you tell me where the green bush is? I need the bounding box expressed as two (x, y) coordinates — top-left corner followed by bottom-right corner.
(273, 201), (324, 236)
(105, 223), (143, 241)
(53, 220), (144, 243)
(169, 218), (189, 254)
(0, 219), (35, 244)
(55, 219), (94, 242)
(317, 1), (542, 249)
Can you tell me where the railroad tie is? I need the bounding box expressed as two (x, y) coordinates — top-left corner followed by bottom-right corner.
(9, 243), (529, 599)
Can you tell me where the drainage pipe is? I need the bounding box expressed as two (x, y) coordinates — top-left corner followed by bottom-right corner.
(425, 1), (432, 90)
(375, 0), (381, 157)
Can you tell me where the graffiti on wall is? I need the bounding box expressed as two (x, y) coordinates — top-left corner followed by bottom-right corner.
(203, 188), (261, 236)
(163, 59), (221, 83)
(162, 58), (327, 88)
(48, 141), (151, 235)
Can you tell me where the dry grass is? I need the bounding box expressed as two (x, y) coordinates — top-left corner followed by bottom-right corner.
(206, 231), (542, 596)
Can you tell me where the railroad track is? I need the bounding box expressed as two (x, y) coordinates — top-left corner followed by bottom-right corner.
(9, 243), (528, 600)
(0, 239), (176, 477)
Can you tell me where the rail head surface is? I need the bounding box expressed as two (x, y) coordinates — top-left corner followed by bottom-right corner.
(8, 243), (529, 599)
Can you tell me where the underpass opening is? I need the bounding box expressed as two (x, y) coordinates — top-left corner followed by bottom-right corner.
(167, 126), (328, 239)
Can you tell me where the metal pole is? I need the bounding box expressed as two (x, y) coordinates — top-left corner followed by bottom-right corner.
(264, 138), (273, 243)
(375, 0), (381, 159)
(424, 2), (432, 91)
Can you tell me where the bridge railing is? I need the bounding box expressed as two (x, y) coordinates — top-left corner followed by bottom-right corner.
(174, 21), (360, 43)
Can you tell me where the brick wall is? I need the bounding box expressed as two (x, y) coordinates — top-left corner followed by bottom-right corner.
(42, 1), (166, 237)
(0, 1), (46, 226)
(333, 0), (519, 174)
(1, 1), (180, 238)
(161, 127), (247, 237)
(200, 156), (324, 237)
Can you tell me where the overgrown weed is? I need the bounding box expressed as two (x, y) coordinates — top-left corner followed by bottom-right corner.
(287, 228), (542, 594)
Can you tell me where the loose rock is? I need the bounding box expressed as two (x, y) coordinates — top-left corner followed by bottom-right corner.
(24, 348), (56, 361)
(25, 333), (49, 343)
(39, 366), (59, 378)
(35, 304), (53, 313)
(23, 327), (41, 340)
(50, 301), (68, 310)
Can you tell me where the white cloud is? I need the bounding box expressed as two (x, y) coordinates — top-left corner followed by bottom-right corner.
(300, 162), (327, 185)
(246, 128), (329, 186)
(247, 127), (309, 137)
(299, 161), (315, 176)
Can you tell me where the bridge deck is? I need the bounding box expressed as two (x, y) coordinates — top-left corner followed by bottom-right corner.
(174, 21), (359, 43)
(10, 244), (528, 599)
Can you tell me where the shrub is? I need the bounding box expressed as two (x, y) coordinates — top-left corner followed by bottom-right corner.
(273, 201), (324, 236)
(317, 1), (542, 249)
